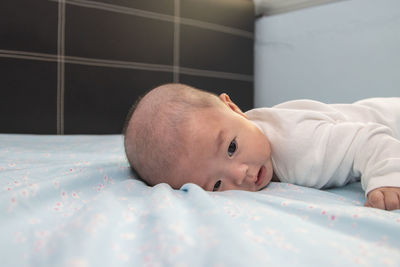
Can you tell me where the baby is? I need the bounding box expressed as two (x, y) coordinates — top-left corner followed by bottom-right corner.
(124, 83), (400, 211)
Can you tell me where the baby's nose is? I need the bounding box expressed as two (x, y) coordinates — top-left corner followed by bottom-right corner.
(231, 164), (249, 185)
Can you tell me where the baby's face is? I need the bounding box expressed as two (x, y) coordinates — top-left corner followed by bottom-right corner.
(172, 97), (274, 192)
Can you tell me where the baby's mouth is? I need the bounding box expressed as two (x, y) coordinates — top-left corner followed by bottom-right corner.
(255, 165), (266, 186)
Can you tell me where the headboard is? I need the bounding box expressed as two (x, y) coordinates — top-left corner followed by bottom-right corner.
(0, 0), (254, 134)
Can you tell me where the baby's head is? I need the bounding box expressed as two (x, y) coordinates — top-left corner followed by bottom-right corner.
(124, 83), (274, 192)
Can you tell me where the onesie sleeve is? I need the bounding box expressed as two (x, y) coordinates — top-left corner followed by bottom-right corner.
(350, 123), (400, 195)
(272, 119), (400, 196)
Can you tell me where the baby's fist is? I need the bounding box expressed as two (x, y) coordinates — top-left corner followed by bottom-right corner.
(365, 187), (400, 210)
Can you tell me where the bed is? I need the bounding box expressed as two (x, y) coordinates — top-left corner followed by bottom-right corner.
(1, 1), (400, 266)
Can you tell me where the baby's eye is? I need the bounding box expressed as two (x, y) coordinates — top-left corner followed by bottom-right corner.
(213, 180), (222, 191)
(227, 139), (237, 157)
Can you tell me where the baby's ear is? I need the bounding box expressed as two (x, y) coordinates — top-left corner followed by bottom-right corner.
(218, 93), (247, 118)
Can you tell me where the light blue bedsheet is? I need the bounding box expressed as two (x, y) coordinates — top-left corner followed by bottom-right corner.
(1, 134), (399, 267)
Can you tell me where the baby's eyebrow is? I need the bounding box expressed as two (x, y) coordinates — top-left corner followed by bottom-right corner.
(215, 129), (226, 155)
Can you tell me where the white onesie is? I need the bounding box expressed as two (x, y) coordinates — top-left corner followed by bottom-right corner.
(245, 98), (400, 195)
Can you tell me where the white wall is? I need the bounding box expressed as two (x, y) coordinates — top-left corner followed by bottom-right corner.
(254, 0), (400, 107)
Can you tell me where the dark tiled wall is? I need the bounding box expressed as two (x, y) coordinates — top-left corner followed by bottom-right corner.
(0, 0), (254, 134)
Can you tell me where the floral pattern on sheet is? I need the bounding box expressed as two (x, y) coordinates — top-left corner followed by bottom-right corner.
(1, 134), (400, 267)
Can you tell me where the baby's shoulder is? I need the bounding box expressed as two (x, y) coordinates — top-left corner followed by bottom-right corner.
(273, 99), (334, 112)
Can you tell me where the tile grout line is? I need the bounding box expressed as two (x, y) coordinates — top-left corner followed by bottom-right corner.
(48, 0), (253, 39)
(173, 0), (180, 83)
(57, 0), (66, 135)
(0, 50), (253, 82)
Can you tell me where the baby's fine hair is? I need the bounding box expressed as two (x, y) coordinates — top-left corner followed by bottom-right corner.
(124, 83), (223, 187)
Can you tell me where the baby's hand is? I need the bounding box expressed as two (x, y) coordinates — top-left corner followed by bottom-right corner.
(365, 187), (400, 210)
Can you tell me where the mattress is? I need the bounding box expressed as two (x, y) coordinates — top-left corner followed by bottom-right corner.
(1, 134), (399, 266)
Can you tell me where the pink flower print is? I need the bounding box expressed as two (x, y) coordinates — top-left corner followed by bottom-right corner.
(37, 230), (50, 238)
(54, 202), (64, 211)
(7, 197), (18, 212)
(97, 184), (104, 192)
(8, 163), (16, 168)
(66, 259), (89, 267)
(121, 232), (136, 240)
(29, 218), (40, 224)
(123, 211), (135, 222)
(29, 183), (39, 196)
(14, 232), (26, 243)
(34, 239), (44, 252)
(20, 189), (29, 197)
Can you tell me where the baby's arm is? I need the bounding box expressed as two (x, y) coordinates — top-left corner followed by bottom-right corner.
(365, 187), (400, 210)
